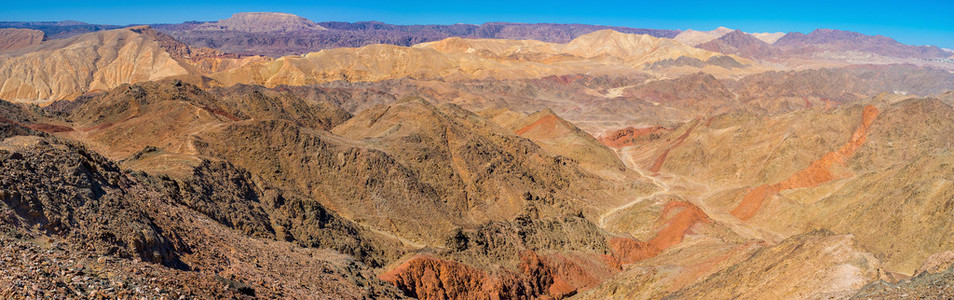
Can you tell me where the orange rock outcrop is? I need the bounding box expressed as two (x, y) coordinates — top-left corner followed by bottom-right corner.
(515, 113), (571, 137)
(381, 251), (613, 300)
(382, 201), (713, 299)
(651, 121), (699, 173)
(732, 105), (880, 220)
(610, 201), (712, 264)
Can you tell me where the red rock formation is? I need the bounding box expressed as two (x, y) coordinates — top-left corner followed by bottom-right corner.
(730, 184), (779, 222)
(652, 201), (712, 250)
(380, 255), (492, 299)
(515, 113), (569, 137)
(650, 121), (699, 173)
(381, 201), (713, 299)
(0, 116), (73, 133)
(381, 251), (615, 300)
(519, 251), (609, 298)
(200, 105), (241, 121)
(608, 238), (658, 265)
(732, 105), (880, 220)
(24, 122), (73, 133)
(610, 201), (712, 264)
(598, 126), (670, 148)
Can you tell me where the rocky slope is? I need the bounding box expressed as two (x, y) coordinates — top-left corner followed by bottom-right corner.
(854, 251), (954, 298)
(617, 96), (954, 276)
(18, 79), (690, 298)
(0, 106), (404, 298)
(1, 74), (951, 299)
(329, 97), (655, 241)
(669, 230), (882, 299)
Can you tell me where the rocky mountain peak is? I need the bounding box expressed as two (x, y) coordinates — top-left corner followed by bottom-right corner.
(204, 12), (327, 32)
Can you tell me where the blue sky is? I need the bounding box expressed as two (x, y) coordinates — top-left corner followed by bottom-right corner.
(2, 0), (953, 48)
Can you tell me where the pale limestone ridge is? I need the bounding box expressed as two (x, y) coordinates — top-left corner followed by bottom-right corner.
(674, 27), (734, 46)
(749, 31), (786, 44)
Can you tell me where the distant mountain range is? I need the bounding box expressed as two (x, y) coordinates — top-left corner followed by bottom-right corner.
(1, 13), (679, 57)
(2, 13), (949, 61)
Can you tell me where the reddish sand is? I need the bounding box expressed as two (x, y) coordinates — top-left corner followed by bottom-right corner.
(650, 121), (699, 173)
(25, 123), (73, 133)
(201, 105), (241, 121)
(515, 113), (571, 137)
(731, 105), (880, 220)
(610, 201), (712, 264)
(598, 126), (670, 148)
(0, 116), (74, 133)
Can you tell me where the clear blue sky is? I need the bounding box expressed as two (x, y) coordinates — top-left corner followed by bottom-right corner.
(2, 0), (953, 48)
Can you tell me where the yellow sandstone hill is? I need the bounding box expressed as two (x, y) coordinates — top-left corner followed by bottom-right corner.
(0, 27), (193, 102)
(0, 26), (266, 103)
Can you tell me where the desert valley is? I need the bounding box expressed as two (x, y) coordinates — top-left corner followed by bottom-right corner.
(1, 10), (953, 299)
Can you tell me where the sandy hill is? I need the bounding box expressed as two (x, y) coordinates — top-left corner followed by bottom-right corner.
(749, 31), (785, 44)
(0, 26), (266, 102)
